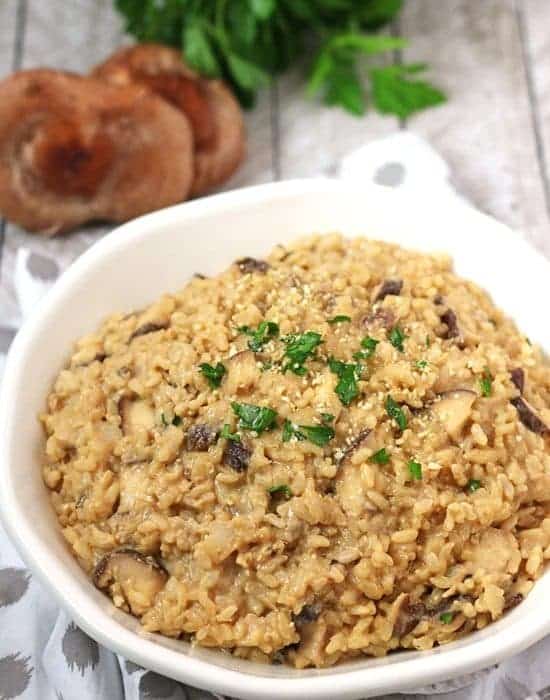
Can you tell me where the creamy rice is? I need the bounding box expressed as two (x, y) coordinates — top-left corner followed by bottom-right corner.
(41, 234), (550, 668)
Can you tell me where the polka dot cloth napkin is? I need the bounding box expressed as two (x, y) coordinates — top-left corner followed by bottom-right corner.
(1, 133), (549, 700)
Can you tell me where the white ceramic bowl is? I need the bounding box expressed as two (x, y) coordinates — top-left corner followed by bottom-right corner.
(1, 179), (549, 700)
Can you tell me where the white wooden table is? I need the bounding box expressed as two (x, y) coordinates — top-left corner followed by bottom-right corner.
(0, 0), (549, 261)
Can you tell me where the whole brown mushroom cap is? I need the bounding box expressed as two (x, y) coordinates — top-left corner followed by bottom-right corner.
(92, 44), (245, 197)
(0, 69), (194, 234)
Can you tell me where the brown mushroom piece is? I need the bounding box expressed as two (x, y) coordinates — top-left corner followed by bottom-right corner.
(510, 368), (525, 394)
(130, 321), (168, 341)
(338, 428), (373, 464)
(0, 70), (194, 234)
(119, 398), (155, 436)
(439, 308), (465, 348)
(236, 257), (270, 274)
(393, 594), (426, 637)
(292, 603), (322, 632)
(432, 389), (477, 439)
(186, 424), (218, 451)
(225, 350), (259, 394)
(93, 549), (168, 616)
(361, 307), (395, 331)
(92, 44), (245, 196)
(222, 440), (251, 471)
(373, 279), (403, 302)
(510, 397), (549, 435)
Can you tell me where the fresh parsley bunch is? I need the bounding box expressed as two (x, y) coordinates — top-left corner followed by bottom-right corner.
(115, 0), (446, 118)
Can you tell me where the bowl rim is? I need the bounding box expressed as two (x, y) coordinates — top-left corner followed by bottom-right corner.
(1, 177), (550, 699)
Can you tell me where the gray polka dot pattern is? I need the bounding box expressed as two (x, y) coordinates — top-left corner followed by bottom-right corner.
(61, 623), (100, 676)
(0, 568), (30, 608)
(0, 327), (16, 354)
(139, 671), (179, 699)
(125, 659), (145, 675)
(374, 161), (406, 187)
(0, 653), (33, 700)
(26, 252), (59, 281)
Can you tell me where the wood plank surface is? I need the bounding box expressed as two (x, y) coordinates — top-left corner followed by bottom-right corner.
(400, 0), (550, 254)
(0, 1), (16, 76)
(523, 0), (550, 221)
(276, 62), (399, 180)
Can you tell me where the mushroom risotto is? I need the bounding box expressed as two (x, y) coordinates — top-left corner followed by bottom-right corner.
(41, 234), (550, 668)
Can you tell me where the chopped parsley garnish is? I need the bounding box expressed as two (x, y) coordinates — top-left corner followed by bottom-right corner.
(321, 413), (335, 424)
(439, 612), (453, 624)
(161, 413), (181, 427)
(299, 425), (335, 447)
(267, 484), (293, 499)
(426, 335), (431, 347)
(479, 367), (493, 397)
(327, 315), (351, 324)
(467, 478), (481, 493)
(231, 402), (278, 434)
(260, 360), (273, 372)
(408, 459), (423, 480)
(282, 331), (323, 375)
(199, 362), (226, 388)
(370, 448), (390, 464)
(329, 357), (362, 406)
(385, 395), (407, 431)
(247, 320), (280, 351)
(220, 424), (240, 442)
(282, 419), (334, 447)
(415, 360), (428, 370)
(388, 325), (406, 352)
(353, 336), (379, 361)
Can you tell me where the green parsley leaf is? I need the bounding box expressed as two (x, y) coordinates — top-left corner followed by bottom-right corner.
(415, 360), (428, 370)
(426, 335), (431, 348)
(370, 448), (390, 464)
(327, 315), (352, 324)
(246, 320), (280, 352)
(388, 325), (406, 352)
(370, 64), (446, 120)
(161, 413), (181, 427)
(408, 459), (423, 480)
(298, 425), (335, 447)
(183, 21), (221, 77)
(467, 479), (481, 493)
(282, 419), (306, 443)
(385, 395), (407, 431)
(199, 362), (226, 388)
(236, 325), (252, 335)
(282, 331), (323, 375)
(439, 612), (453, 624)
(115, 1), (444, 119)
(267, 484), (293, 499)
(250, 0), (276, 20)
(220, 424), (241, 442)
(329, 357), (362, 406)
(479, 367), (493, 397)
(226, 52), (270, 91)
(260, 360), (273, 372)
(359, 0), (404, 29)
(282, 419), (334, 447)
(354, 336), (379, 360)
(321, 413), (335, 424)
(231, 402), (278, 433)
